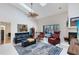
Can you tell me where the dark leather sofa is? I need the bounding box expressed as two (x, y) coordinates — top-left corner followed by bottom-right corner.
(22, 39), (36, 47)
(14, 32), (29, 44)
(14, 32), (36, 47)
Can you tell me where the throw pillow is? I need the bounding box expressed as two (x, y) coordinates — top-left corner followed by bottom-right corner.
(27, 38), (35, 42)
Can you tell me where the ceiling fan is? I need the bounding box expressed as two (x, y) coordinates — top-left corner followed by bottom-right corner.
(26, 3), (38, 17)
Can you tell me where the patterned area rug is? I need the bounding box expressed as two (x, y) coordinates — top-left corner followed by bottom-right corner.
(14, 42), (63, 55)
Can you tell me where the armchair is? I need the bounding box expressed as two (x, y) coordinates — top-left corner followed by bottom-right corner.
(48, 31), (60, 45)
(38, 32), (45, 40)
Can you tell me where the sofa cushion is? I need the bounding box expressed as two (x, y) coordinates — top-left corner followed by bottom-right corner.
(14, 32), (29, 44)
(27, 38), (35, 42)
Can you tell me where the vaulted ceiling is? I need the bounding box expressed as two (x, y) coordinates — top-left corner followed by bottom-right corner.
(11, 3), (68, 19)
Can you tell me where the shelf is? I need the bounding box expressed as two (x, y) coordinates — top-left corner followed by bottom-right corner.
(67, 26), (77, 29)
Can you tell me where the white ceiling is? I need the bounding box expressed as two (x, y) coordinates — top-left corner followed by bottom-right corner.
(11, 3), (68, 19)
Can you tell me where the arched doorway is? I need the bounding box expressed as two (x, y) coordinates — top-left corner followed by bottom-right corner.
(0, 22), (11, 44)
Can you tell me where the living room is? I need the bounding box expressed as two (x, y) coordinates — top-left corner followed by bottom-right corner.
(0, 3), (79, 55)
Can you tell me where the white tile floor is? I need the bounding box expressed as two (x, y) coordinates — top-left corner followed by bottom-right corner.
(42, 37), (69, 55)
(0, 44), (18, 55)
(0, 38), (69, 55)
(56, 42), (69, 55)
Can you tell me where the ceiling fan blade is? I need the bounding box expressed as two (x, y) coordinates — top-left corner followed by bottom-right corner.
(26, 12), (39, 17)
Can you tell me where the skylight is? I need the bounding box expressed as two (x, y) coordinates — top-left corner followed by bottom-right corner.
(40, 3), (47, 7)
(19, 3), (34, 12)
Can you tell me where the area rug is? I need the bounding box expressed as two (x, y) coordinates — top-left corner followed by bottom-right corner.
(14, 42), (63, 55)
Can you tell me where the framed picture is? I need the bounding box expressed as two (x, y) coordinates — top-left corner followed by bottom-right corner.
(70, 17), (79, 28)
(17, 24), (27, 32)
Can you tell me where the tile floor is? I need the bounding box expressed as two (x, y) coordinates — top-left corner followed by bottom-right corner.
(42, 37), (69, 55)
(0, 38), (69, 55)
(0, 44), (18, 55)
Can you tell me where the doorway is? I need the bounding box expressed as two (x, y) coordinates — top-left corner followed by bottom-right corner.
(0, 22), (11, 44)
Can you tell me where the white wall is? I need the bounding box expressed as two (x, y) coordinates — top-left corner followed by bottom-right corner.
(36, 3), (79, 42)
(67, 3), (79, 32)
(68, 3), (79, 18)
(37, 12), (68, 42)
(0, 4), (37, 43)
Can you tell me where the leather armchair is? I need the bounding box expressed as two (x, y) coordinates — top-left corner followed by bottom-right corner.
(48, 31), (60, 45)
(38, 32), (45, 40)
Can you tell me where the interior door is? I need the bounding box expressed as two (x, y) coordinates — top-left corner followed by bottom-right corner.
(0, 25), (5, 44)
